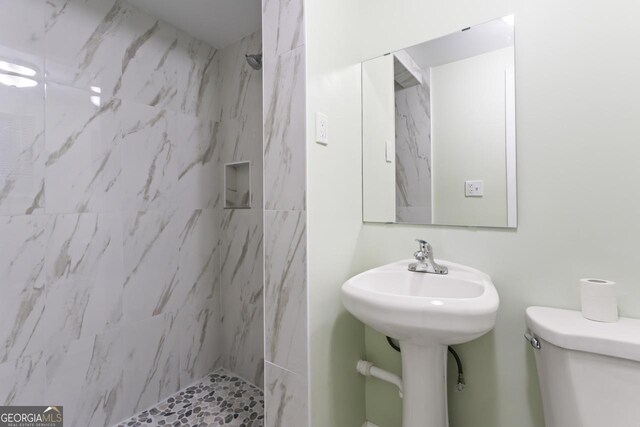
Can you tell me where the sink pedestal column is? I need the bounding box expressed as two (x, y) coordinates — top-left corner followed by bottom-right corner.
(400, 342), (448, 427)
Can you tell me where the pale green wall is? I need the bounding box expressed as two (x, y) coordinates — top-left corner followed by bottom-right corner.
(362, 54), (397, 222)
(432, 47), (513, 227)
(307, 0), (640, 426)
(306, 1), (368, 426)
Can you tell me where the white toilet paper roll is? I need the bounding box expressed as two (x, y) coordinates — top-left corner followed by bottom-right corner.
(580, 278), (618, 323)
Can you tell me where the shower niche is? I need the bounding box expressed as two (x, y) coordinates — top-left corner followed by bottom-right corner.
(224, 161), (252, 209)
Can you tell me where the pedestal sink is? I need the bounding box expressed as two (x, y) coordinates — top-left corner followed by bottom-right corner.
(342, 260), (499, 427)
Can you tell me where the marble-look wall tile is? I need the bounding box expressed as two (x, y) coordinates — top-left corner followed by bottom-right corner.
(0, 352), (46, 406)
(263, 0), (308, 422)
(220, 118), (263, 207)
(0, 216), (48, 363)
(220, 209), (264, 387)
(265, 362), (308, 427)
(263, 45), (306, 211)
(262, 0), (304, 58)
(0, 80), (46, 215)
(176, 32), (220, 118)
(124, 313), (181, 414)
(219, 32), (262, 122)
(395, 67), (432, 224)
(0, 38), (46, 215)
(105, 8), (178, 110)
(219, 32), (263, 208)
(122, 207), (218, 323)
(124, 313), (180, 414)
(122, 209), (179, 322)
(43, 213), (124, 346)
(45, 328), (127, 427)
(219, 115), (263, 208)
(45, 0), (179, 109)
(116, 100), (177, 213)
(176, 298), (223, 387)
(44, 82), (122, 214)
(44, 0), (128, 90)
(217, 31), (264, 389)
(174, 208), (219, 316)
(0, 0), (45, 57)
(264, 211), (307, 376)
(175, 114), (220, 210)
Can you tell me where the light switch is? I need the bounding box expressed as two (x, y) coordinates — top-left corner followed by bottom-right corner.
(385, 140), (394, 163)
(465, 180), (483, 197)
(316, 112), (328, 145)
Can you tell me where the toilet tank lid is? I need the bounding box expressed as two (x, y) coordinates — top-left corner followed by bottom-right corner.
(526, 306), (640, 362)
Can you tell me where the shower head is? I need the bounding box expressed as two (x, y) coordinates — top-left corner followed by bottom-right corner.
(245, 54), (262, 70)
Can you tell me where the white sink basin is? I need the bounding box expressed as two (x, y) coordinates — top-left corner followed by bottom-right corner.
(342, 259), (499, 345)
(342, 259), (499, 427)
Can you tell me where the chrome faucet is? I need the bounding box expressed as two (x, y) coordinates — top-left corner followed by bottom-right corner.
(408, 239), (448, 274)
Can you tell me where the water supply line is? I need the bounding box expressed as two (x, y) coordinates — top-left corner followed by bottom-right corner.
(356, 360), (404, 398)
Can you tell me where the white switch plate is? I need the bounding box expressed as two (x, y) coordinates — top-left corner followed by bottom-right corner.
(316, 112), (328, 145)
(465, 180), (483, 197)
(385, 140), (394, 163)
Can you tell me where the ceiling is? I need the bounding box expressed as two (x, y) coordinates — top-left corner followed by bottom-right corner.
(128, 0), (262, 49)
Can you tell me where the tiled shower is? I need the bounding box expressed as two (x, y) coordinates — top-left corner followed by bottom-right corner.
(0, 0), (266, 425)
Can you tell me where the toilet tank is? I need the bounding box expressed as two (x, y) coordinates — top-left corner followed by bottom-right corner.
(526, 306), (640, 427)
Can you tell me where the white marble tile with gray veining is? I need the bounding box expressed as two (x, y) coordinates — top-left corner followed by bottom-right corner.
(219, 33), (262, 150)
(123, 207), (217, 323)
(0, 216), (48, 363)
(263, 45), (306, 211)
(395, 69), (432, 224)
(264, 210), (307, 376)
(45, 0), (179, 109)
(124, 312), (180, 414)
(0, 351), (46, 406)
(0, 0), (45, 57)
(174, 208), (219, 316)
(219, 117), (263, 208)
(176, 298), (223, 387)
(218, 31), (263, 210)
(265, 362), (308, 427)
(116, 100), (177, 213)
(263, 0), (304, 58)
(175, 114), (220, 210)
(44, 0), (131, 90)
(43, 213), (124, 348)
(0, 44), (46, 215)
(219, 31), (262, 122)
(44, 82), (122, 214)
(176, 32), (220, 118)
(45, 328), (127, 427)
(216, 32), (264, 389)
(221, 209), (264, 387)
(122, 209), (179, 322)
(105, 6), (179, 109)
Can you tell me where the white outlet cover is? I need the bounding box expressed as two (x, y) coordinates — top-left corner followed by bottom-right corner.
(316, 112), (328, 145)
(465, 180), (483, 197)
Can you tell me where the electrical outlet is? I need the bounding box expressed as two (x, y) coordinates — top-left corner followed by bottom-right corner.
(465, 180), (483, 197)
(316, 112), (328, 145)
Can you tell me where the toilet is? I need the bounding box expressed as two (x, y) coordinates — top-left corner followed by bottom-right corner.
(526, 306), (640, 427)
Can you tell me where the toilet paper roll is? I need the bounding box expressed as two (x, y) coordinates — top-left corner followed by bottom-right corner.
(580, 278), (618, 323)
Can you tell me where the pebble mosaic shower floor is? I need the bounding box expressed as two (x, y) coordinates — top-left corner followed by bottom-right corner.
(116, 369), (264, 427)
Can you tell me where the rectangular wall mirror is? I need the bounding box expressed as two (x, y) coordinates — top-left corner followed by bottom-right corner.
(362, 15), (517, 228)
